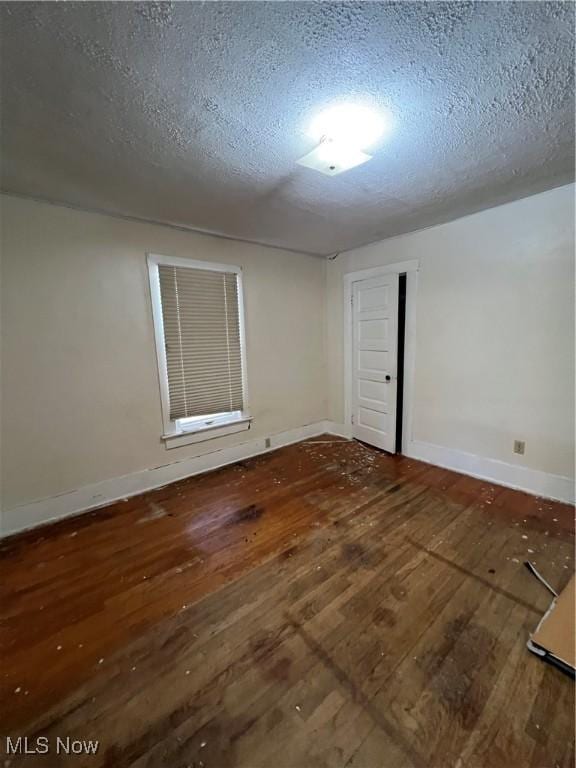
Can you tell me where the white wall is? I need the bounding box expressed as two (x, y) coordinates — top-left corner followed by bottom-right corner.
(327, 184), (575, 493)
(0, 196), (327, 529)
(2, 184), (574, 534)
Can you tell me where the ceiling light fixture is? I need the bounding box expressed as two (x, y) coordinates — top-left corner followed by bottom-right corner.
(297, 103), (387, 176)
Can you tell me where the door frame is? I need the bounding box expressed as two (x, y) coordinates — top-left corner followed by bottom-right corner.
(343, 260), (419, 455)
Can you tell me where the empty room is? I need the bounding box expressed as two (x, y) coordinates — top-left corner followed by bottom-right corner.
(0, 1), (574, 766)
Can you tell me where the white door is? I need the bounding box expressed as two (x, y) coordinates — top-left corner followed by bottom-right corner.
(351, 274), (399, 452)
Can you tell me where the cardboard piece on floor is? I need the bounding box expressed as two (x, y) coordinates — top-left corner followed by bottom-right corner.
(528, 574), (575, 678)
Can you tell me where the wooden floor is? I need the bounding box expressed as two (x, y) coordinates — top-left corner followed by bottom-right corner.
(1, 437), (574, 767)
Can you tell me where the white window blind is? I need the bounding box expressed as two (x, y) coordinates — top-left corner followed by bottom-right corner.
(157, 264), (244, 421)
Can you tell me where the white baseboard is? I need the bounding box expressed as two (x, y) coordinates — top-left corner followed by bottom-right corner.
(4, 425), (571, 538)
(1, 420), (338, 538)
(405, 439), (575, 504)
(322, 420), (353, 439)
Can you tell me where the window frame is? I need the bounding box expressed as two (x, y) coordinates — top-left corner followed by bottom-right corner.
(147, 253), (251, 448)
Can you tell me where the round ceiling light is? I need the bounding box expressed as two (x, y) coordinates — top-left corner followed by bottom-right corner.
(308, 103), (387, 150)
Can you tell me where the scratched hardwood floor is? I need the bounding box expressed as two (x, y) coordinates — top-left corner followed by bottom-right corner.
(1, 436), (574, 767)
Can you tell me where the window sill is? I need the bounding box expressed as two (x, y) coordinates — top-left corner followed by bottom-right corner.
(162, 417), (251, 449)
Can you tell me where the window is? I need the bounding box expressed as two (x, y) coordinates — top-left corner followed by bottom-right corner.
(148, 254), (250, 447)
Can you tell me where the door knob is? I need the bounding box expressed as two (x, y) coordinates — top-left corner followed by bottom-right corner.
(385, 375), (391, 381)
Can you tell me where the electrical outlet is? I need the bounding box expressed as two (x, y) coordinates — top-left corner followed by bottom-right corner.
(513, 440), (525, 455)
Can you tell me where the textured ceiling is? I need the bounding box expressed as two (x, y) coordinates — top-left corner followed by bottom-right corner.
(1, 1), (574, 256)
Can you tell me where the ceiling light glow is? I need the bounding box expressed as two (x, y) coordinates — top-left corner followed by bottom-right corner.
(308, 103), (386, 150)
(297, 102), (388, 175)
